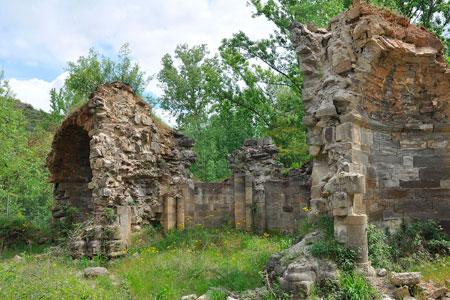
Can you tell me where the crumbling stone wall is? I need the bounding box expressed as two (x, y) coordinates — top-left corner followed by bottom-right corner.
(176, 138), (311, 233)
(47, 82), (196, 257)
(290, 0), (450, 268)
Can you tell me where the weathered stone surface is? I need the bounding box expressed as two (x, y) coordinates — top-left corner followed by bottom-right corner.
(84, 267), (109, 277)
(390, 272), (421, 286)
(393, 286), (410, 299)
(265, 232), (339, 299)
(418, 281), (449, 299)
(47, 82), (196, 257)
(290, 0), (450, 247)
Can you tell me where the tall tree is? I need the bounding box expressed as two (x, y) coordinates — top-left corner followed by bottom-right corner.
(50, 43), (152, 120)
(0, 71), (52, 221)
(157, 44), (260, 181)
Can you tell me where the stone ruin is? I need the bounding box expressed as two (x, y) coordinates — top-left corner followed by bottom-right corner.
(46, 82), (310, 257)
(179, 138), (311, 234)
(46, 82), (196, 257)
(46, 2), (449, 265)
(290, 0), (450, 270)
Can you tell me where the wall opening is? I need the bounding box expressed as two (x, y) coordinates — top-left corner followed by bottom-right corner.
(52, 125), (93, 223)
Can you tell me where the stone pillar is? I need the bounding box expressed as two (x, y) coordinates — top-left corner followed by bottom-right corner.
(176, 196), (185, 230)
(182, 182), (195, 227)
(117, 205), (131, 245)
(334, 215), (368, 264)
(253, 190), (266, 233)
(245, 175), (254, 230)
(163, 195), (176, 231)
(234, 174), (246, 229)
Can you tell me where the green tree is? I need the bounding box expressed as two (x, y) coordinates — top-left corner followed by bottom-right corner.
(50, 43), (152, 119)
(157, 44), (260, 181)
(217, 0), (353, 167)
(0, 71), (52, 222)
(158, 44), (227, 128)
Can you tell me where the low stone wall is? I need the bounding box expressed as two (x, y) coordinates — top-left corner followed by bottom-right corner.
(163, 139), (312, 233)
(264, 179), (310, 233)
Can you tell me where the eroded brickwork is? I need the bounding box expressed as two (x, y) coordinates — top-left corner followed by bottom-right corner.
(290, 0), (450, 267)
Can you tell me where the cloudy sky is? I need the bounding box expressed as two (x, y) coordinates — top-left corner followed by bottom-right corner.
(0, 0), (275, 124)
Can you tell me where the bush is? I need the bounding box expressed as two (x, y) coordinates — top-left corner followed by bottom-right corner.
(0, 215), (39, 249)
(335, 272), (379, 300)
(299, 215), (356, 271)
(367, 224), (392, 269)
(389, 219), (450, 267)
(314, 272), (379, 300)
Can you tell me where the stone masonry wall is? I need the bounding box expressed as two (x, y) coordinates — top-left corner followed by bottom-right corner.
(290, 0), (450, 266)
(168, 139), (312, 233)
(47, 82), (196, 257)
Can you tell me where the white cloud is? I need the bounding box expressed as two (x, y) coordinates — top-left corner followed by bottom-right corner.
(9, 72), (68, 112)
(1, 0), (277, 120)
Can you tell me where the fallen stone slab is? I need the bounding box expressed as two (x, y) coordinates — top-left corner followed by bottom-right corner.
(83, 267), (109, 277)
(390, 272), (421, 286)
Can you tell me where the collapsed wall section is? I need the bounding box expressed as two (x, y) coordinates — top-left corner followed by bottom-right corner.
(47, 82), (196, 257)
(290, 0), (450, 266)
(176, 138), (311, 233)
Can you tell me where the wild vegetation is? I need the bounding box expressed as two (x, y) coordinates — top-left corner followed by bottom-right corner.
(0, 0), (449, 298)
(1, 216), (449, 299)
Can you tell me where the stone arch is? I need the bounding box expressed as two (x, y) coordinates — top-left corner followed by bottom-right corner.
(48, 123), (94, 223)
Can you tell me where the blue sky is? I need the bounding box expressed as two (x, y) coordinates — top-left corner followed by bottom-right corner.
(0, 0), (274, 124)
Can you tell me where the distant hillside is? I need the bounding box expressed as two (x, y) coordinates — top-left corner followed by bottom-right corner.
(13, 100), (51, 132)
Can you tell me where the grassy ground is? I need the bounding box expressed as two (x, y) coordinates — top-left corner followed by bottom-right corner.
(0, 225), (291, 300)
(1, 218), (449, 300)
(409, 255), (450, 287)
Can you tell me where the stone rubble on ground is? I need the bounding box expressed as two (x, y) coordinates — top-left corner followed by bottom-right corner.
(264, 232), (339, 300)
(83, 267), (109, 277)
(390, 272), (421, 286)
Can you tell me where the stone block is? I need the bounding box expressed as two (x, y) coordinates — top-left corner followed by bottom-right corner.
(308, 145), (321, 157)
(370, 155), (403, 165)
(302, 115), (317, 126)
(316, 103), (337, 118)
(400, 180), (440, 188)
(391, 272), (421, 286)
(403, 155), (414, 166)
(427, 140), (448, 149)
(400, 140), (427, 150)
(419, 167), (450, 180)
(392, 168), (419, 181)
(395, 198), (432, 213)
(414, 155), (450, 167)
(383, 210), (403, 220)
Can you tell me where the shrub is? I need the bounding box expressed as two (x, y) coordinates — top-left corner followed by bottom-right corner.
(300, 215), (356, 271)
(313, 273), (379, 300)
(0, 215), (40, 252)
(335, 272), (379, 300)
(366, 223), (392, 269)
(389, 218), (450, 267)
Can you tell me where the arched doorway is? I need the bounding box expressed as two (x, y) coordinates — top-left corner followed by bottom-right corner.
(51, 124), (93, 223)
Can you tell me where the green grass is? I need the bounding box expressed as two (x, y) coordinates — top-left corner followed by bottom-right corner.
(409, 255), (450, 287)
(0, 225), (291, 300)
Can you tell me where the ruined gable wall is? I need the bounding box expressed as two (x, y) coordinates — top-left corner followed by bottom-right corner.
(290, 1), (450, 239)
(47, 82), (196, 257)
